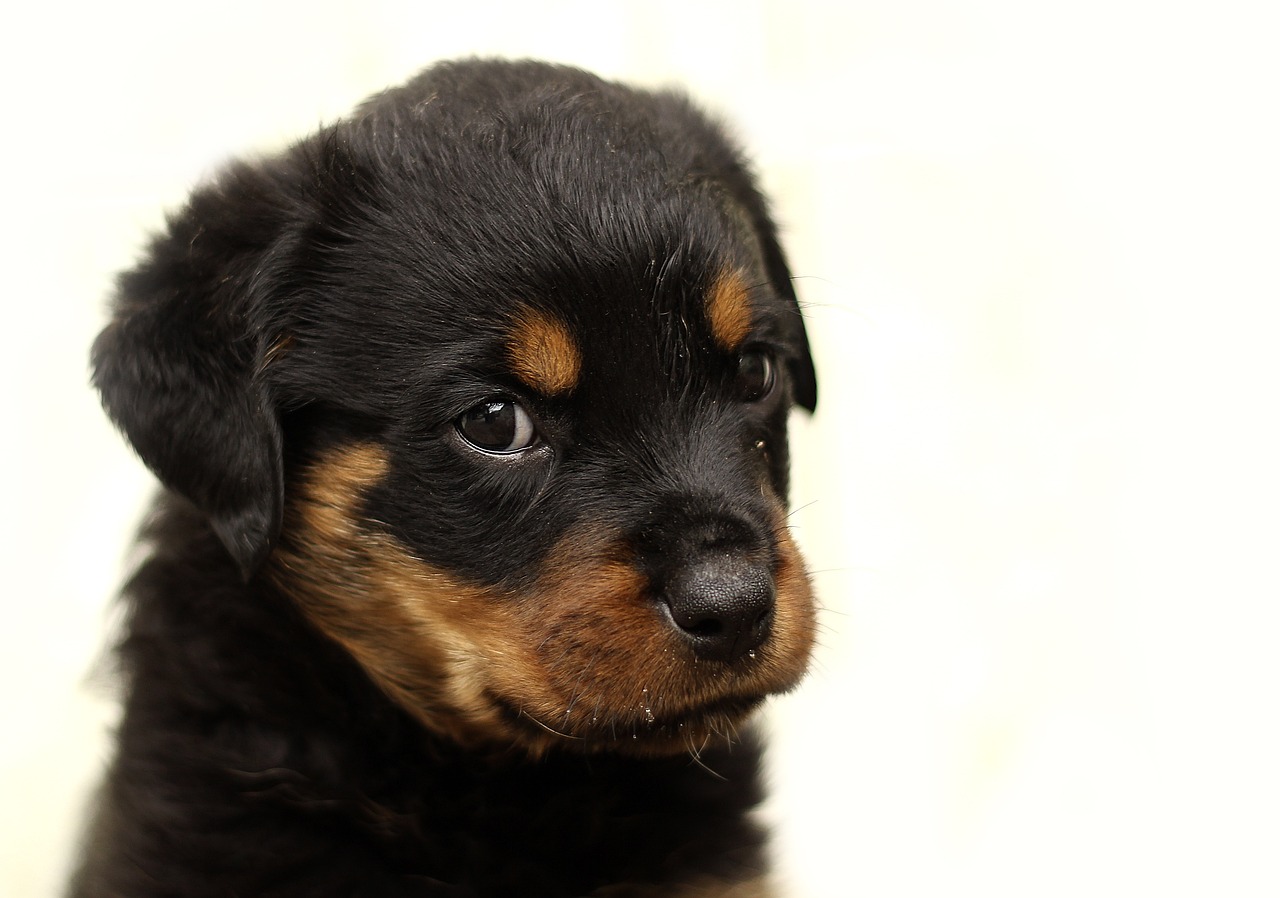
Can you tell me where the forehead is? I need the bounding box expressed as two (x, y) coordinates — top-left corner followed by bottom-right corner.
(289, 81), (786, 402)
(287, 189), (775, 412)
(503, 266), (758, 401)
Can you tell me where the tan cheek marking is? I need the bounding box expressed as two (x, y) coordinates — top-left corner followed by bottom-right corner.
(706, 268), (754, 351)
(269, 444), (816, 755)
(505, 531), (664, 724)
(512, 515), (815, 745)
(506, 306), (582, 395)
(268, 444), (532, 746)
(764, 510), (818, 688)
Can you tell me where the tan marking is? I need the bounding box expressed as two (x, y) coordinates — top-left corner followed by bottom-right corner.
(706, 268), (754, 351)
(506, 306), (582, 396)
(269, 443), (815, 757)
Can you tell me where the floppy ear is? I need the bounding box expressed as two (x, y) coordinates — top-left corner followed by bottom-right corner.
(92, 162), (297, 578)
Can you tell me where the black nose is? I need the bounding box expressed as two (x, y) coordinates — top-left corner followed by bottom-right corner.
(662, 555), (775, 663)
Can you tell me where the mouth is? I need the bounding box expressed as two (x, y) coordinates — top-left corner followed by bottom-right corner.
(485, 690), (767, 750)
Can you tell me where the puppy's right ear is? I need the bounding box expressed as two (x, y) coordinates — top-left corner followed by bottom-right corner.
(92, 162), (300, 579)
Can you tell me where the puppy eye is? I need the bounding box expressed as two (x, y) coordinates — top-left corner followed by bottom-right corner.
(735, 349), (777, 403)
(456, 399), (538, 454)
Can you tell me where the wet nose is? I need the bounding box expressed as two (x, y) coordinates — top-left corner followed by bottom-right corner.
(661, 554), (775, 662)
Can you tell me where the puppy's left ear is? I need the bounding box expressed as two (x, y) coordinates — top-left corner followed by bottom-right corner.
(92, 161), (299, 579)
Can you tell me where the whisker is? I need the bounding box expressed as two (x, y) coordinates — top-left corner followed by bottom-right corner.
(515, 705), (583, 741)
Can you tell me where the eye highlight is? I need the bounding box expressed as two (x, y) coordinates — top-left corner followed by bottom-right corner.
(456, 399), (538, 454)
(735, 349), (777, 403)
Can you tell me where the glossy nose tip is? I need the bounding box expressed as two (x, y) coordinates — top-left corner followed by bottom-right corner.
(662, 556), (775, 662)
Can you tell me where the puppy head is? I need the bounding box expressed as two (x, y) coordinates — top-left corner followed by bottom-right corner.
(95, 60), (818, 755)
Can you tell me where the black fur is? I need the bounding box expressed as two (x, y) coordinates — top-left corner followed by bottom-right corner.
(79, 59), (816, 897)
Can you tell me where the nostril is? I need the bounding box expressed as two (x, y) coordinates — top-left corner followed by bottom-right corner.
(680, 616), (725, 639)
(661, 557), (775, 662)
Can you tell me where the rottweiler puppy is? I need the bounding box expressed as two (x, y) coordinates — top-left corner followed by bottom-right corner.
(77, 58), (818, 898)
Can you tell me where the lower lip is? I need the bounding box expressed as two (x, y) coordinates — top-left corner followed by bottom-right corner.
(487, 692), (765, 741)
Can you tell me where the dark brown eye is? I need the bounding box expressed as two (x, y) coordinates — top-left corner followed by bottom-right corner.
(456, 399), (537, 454)
(735, 350), (777, 402)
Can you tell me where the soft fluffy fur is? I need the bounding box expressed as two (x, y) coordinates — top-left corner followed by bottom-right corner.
(76, 59), (818, 897)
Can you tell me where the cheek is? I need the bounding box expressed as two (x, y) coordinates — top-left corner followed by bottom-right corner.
(272, 442), (815, 756)
(460, 518), (816, 745)
(489, 550), (670, 720)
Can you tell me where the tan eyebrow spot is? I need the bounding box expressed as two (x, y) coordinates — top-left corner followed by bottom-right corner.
(506, 306), (582, 396)
(706, 268), (754, 351)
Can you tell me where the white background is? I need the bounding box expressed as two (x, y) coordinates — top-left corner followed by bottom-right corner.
(4, 2), (1279, 895)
